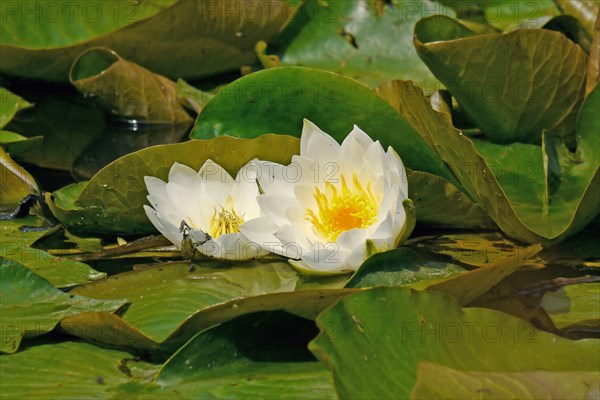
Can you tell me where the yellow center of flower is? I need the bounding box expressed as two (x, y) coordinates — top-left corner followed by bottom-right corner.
(306, 173), (379, 242)
(208, 196), (244, 239)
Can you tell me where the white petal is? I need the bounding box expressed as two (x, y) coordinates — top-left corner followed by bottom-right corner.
(364, 140), (387, 177)
(198, 159), (234, 203)
(344, 243), (369, 270)
(232, 164), (261, 219)
(299, 245), (353, 273)
(253, 160), (296, 197)
(239, 217), (287, 257)
(385, 147), (408, 197)
(168, 162), (199, 186)
(341, 125), (373, 152)
(275, 216), (315, 250)
(144, 176), (167, 198)
(197, 233), (263, 260)
(144, 205), (182, 248)
(301, 119), (341, 163)
(257, 194), (296, 227)
(336, 228), (368, 252)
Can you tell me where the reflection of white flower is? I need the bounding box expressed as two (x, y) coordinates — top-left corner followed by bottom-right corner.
(240, 119), (413, 274)
(144, 161), (263, 260)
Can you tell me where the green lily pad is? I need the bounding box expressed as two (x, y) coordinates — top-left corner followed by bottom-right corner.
(0, 0), (298, 81)
(0, 87), (32, 128)
(414, 16), (587, 143)
(140, 312), (336, 399)
(408, 171), (496, 229)
(345, 248), (466, 290)
(176, 79), (214, 114)
(438, 0), (560, 31)
(47, 135), (300, 234)
(0, 130), (43, 156)
(412, 361), (599, 399)
(0, 339), (158, 399)
(0, 216), (106, 288)
(67, 261), (299, 344)
(273, 0), (444, 88)
(542, 282), (600, 331)
(5, 93), (105, 172)
(70, 48), (192, 124)
(0, 259), (126, 353)
(391, 80), (599, 245)
(191, 67), (455, 182)
(0, 147), (38, 212)
(60, 260), (355, 354)
(309, 287), (600, 399)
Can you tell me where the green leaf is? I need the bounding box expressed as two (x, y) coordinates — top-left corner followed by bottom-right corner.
(555, 0), (600, 35)
(273, 0), (445, 88)
(67, 261), (299, 344)
(0, 147), (38, 212)
(191, 67), (455, 182)
(0, 339), (158, 399)
(0, 87), (32, 129)
(412, 361), (600, 399)
(176, 79), (214, 114)
(0, 130), (43, 156)
(58, 256), (355, 353)
(6, 93), (105, 171)
(70, 48), (192, 124)
(345, 248), (466, 290)
(0, 0), (298, 81)
(394, 80), (599, 244)
(0, 259), (126, 353)
(47, 135), (300, 234)
(408, 170), (495, 229)
(426, 244), (541, 305)
(543, 282), (600, 331)
(437, 0), (560, 31)
(0, 216), (106, 288)
(140, 312), (336, 399)
(414, 16), (587, 143)
(309, 288), (600, 399)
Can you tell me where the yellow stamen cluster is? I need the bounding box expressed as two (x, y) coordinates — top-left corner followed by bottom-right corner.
(306, 173), (379, 242)
(209, 196), (244, 238)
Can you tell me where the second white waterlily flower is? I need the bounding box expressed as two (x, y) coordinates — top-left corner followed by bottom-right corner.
(240, 119), (414, 274)
(144, 160), (264, 260)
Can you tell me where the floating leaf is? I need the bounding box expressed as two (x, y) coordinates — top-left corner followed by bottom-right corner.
(47, 135), (300, 234)
(310, 288), (600, 399)
(191, 67), (455, 182)
(0, 339), (158, 398)
(70, 48), (192, 124)
(0, 147), (38, 212)
(409, 170), (495, 229)
(438, 0), (560, 31)
(176, 79), (214, 114)
(587, 8), (600, 95)
(412, 361), (599, 399)
(543, 282), (600, 333)
(391, 80), (599, 245)
(0, 87), (32, 128)
(142, 312), (336, 399)
(274, 0), (444, 88)
(0, 0), (298, 81)
(5, 93), (104, 171)
(346, 248), (466, 290)
(555, 0), (600, 35)
(61, 261), (354, 352)
(414, 16), (587, 143)
(0, 259), (126, 353)
(0, 130), (43, 156)
(0, 216), (106, 288)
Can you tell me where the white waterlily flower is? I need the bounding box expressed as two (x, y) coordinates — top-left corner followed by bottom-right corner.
(143, 160), (264, 260)
(239, 119), (414, 274)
